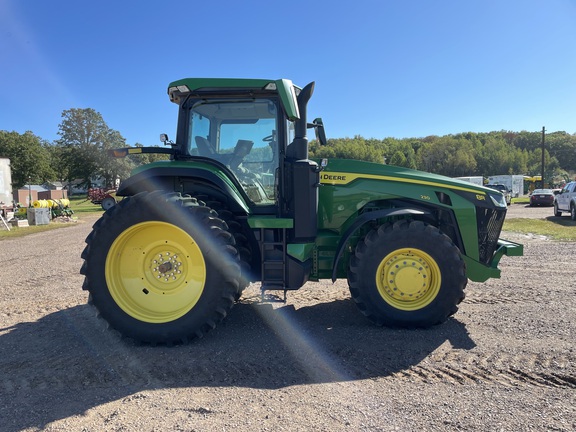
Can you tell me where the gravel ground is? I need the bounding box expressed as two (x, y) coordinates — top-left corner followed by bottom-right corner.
(0, 203), (574, 432)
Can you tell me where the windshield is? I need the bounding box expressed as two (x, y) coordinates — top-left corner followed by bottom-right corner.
(186, 98), (279, 205)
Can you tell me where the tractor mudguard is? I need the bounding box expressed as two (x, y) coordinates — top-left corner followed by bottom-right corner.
(331, 208), (429, 281)
(116, 165), (250, 213)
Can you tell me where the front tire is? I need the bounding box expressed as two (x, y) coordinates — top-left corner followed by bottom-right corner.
(571, 204), (576, 221)
(554, 202), (562, 217)
(348, 220), (467, 328)
(80, 191), (240, 344)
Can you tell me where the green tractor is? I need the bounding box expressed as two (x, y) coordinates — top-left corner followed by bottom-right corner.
(80, 78), (523, 344)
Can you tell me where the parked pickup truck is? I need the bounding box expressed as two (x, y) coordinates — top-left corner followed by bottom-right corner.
(486, 184), (512, 206)
(554, 181), (576, 220)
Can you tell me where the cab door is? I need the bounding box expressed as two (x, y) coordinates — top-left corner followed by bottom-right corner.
(558, 182), (575, 211)
(566, 182), (576, 210)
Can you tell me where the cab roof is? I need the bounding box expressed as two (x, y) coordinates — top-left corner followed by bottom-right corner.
(167, 78), (302, 120)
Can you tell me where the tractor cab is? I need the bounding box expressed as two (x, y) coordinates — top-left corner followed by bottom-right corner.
(167, 78), (325, 244)
(178, 96), (281, 205)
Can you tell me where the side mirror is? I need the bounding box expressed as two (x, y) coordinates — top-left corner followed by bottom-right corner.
(160, 133), (176, 148)
(160, 133), (170, 145)
(309, 118), (327, 146)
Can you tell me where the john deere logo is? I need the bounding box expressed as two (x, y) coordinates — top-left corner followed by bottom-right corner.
(322, 174), (347, 182)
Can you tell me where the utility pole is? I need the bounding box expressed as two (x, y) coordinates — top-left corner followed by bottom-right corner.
(541, 126), (545, 188)
(28, 176), (32, 208)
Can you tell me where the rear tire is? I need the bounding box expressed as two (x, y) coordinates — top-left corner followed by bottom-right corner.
(192, 194), (253, 298)
(571, 204), (576, 221)
(80, 191), (240, 344)
(348, 220), (467, 328)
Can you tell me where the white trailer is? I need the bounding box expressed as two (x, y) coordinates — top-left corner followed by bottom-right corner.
(0, 158), (13, 229)
(487, 175), (524, 197)
(455, 176), (484, 186)
(0, 158), (12, 207)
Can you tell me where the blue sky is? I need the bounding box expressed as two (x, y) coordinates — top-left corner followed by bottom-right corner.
(1, 0), (575, 146)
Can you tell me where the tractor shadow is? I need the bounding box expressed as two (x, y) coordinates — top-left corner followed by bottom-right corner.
(0, 299), (475, 430)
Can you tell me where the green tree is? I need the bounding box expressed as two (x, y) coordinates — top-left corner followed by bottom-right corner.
(512, 130), (542, 152)
(45, 143), (70, 183)
(387, 141), (417, 169)
(547, 131), (576, 172)
(417, 136), (477, 176)
(0, 131), (54, 188)
(510, 148), (529, 175)
(97, 129), (134, 187)
(309, 129), (574, 182)
(475, 136), (521, 175)
(389, 150), (407, 167)
(56, 108), (130, 187)
(526, 148), (560, 186)
(310, 136), (383, 163)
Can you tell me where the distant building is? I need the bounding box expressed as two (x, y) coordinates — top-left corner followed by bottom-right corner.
(14, 185), (47, 207)
(43, 181), (65, 191)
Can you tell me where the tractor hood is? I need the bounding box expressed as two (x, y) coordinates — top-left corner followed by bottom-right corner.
(317, 158), (504, 205)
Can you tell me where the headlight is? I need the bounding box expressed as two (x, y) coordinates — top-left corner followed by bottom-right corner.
(489, 193), (507, 208)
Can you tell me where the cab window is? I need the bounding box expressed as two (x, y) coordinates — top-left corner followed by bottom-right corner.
(186, 98), (279, 205)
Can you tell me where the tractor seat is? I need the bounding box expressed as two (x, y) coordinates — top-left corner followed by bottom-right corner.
(194, 136), (217, 157)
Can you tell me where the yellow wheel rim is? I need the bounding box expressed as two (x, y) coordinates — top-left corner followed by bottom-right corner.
(376, 248), (441, 311)
(105, 221), (206, 323)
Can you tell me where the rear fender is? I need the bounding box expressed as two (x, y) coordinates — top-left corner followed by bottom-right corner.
(331, 208), (430, 281)
(116, 166), (249, 213)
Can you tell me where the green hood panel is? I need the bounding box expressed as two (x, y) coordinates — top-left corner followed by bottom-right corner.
(317, 159), (489, 195)
(315, 158), (501, 265)
(316, 159), (488, 230)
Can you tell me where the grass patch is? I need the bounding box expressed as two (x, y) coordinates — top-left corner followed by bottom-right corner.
(68, 196), (106, 215)
(511, 196), (530, 205)
(504, 217), (576, 241)
(0, 222), (78, 239)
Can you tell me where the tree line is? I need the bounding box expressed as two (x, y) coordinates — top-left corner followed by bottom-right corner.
(1, 107), (575, 190)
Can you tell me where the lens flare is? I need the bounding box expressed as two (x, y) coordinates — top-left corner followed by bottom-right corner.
(253, 302), (351, 383)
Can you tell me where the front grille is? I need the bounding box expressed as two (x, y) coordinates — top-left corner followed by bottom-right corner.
(476, 207), (506, 264)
